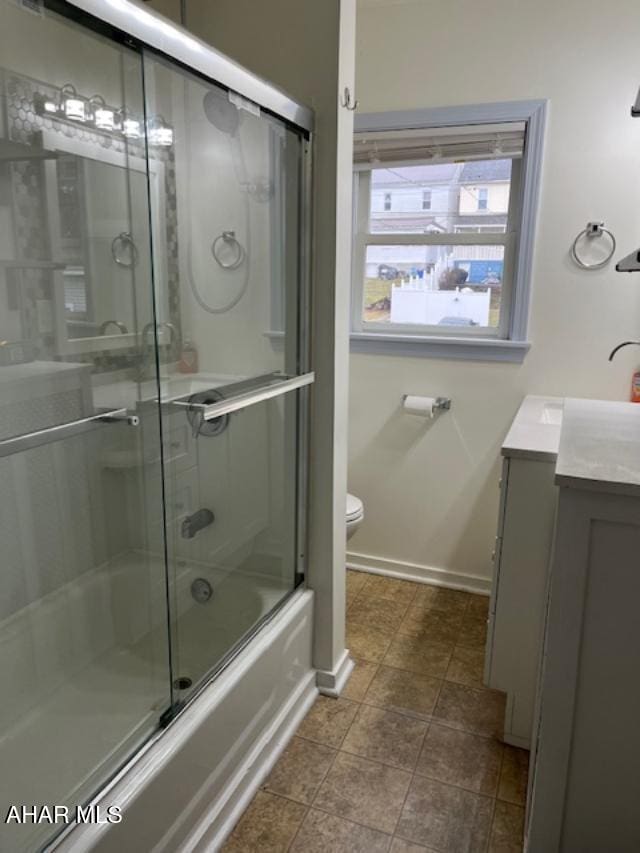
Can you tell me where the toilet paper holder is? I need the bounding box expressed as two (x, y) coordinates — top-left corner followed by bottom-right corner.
(401, 394), (452, 412)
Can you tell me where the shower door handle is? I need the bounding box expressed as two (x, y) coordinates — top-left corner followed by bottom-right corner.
(171, 372), (315, 422)
(0, 408), (139, 458)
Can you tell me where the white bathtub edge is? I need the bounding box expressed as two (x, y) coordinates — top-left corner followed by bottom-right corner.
(190, 669), (317, 851)
(53, 587), (315, 853)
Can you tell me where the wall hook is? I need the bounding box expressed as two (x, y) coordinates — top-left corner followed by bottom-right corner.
(341, 87), (359, 111)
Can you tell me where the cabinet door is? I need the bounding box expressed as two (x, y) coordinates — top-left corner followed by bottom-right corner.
(528, 489), (640, 853)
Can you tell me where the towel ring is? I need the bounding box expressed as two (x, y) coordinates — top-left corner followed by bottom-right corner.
(571, 221), (616, 270)
(111, 231), (138, 268)
(211, 230), (245, 270)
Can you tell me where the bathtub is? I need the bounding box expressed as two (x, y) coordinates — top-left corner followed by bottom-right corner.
(0, 551), (315, 852)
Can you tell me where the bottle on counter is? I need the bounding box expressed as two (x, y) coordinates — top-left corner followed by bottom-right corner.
(178, 335), (199, 374)
(631, 370), (640, 403)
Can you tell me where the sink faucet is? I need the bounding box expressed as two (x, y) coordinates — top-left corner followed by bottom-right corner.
(609, 341), (640, 361)
(99, 319), (128, 335)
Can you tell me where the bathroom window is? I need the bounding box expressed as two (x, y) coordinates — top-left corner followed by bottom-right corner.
(351, 101), (547, 361)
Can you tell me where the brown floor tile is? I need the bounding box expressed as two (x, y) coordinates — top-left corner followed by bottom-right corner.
(343, 658), (379, 702)
(347, 570), (368, 596)
(498, 746), (529, 806)
(227, 572), (513, 853)
(398, 606), (464, 644)
(383, 634), (453, 679)
(290, 808), (392, 852)
(349, 595), (410, 634)
(222, 790), (306, 852)
(347, 588), (361, 609)
(489, 800), (525, 852)
(412, 586), (471, 614)
(396, 776), (493, 853)
(347, 622), (394, 663)
(313, 751), (412, 834)
(457, 614), (488, 650)
(297, 695), (359, 748)
(415, 723), (503, 796)
(445, 645), (486, 689)
(347, 572), (366, 610)
(364, 665), (441, 720)
(360, 574), (419, 606)
(390, 839), (436, 852)
(263, 737), (335, 804)
(342, 704), (428, 770)
(433, 681), (506, 738)
(467, 594), (490, 620)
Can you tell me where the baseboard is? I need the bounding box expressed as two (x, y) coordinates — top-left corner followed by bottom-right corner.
(504, 732), (531, 749)
(191, 670), (318, 852)
(316, 649), (355, 698)
(346, 550), (491, 595)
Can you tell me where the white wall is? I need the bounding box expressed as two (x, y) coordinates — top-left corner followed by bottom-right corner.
(349, 0), (640, 589)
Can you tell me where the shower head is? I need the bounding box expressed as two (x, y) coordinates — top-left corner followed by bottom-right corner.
(202, 89), (240, 135)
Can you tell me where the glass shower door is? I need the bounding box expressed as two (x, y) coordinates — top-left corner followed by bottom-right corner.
(0, 4), (173, 851)
(142, 54), (311, 701)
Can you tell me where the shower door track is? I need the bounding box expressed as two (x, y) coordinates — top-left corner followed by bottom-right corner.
(56, 0), (314, 134)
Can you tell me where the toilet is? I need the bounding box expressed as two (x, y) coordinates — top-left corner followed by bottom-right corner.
(346, 493), (364, 540)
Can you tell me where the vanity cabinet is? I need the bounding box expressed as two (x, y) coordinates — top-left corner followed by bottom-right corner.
(526, 399), (640, 853)
(485, 396), (562, 748)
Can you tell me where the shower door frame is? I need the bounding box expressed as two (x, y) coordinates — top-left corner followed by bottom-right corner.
(57, 0), (314, 134)
(40, 0), (315, 693)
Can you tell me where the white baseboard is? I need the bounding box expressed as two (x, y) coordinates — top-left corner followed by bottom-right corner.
(191, 670), (318, 852)
(316, 649), (355, 698)
(346, 550), (491, 595)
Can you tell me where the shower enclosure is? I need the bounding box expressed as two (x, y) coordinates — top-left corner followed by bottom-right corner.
(0, 1), (312, 850)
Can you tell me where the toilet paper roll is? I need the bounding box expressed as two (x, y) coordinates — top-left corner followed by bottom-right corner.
(403, 395), (436, 418)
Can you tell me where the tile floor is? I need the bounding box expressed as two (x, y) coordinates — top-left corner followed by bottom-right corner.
(222, 571), (529, 853)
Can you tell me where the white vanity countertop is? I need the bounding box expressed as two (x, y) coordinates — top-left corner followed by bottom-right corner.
(555, 398), (640, 496)
(502, 395), (564, 462)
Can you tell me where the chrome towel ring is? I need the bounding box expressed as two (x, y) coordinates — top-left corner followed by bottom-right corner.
(211, 230), (245, 270)
(571, 221), (616, 270)
(111, 231), (139, 268)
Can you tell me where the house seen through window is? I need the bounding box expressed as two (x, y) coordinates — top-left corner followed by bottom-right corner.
(352, 119), (526, 339)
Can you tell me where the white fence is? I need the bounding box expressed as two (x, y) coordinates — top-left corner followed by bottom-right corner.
(390, 286), (491, 326)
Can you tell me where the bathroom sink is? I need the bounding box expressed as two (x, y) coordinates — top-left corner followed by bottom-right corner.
(155, 374), (228, 403)
(92, 372), (239, 412)
(502, 395), (565, 461)
(540, 400), (564, 426)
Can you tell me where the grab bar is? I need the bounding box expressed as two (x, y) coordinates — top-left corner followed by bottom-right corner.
(0, 408), (139, 458)
(171, 372), (315, 421)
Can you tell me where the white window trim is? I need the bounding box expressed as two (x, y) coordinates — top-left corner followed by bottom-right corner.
(350, 100), (547, 363)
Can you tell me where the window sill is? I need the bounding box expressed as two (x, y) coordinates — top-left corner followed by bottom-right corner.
(349, 332), (530, 362)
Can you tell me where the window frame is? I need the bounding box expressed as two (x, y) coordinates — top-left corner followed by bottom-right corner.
(350, 100), (547, 363)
